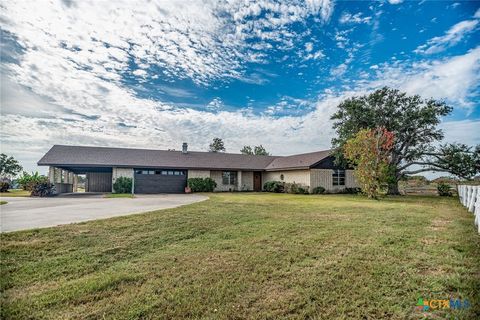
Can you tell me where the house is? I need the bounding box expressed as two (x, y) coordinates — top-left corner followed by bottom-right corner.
(38, 144), (358, 194)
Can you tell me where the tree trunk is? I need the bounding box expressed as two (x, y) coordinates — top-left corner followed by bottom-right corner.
(387, 180), (401, 195)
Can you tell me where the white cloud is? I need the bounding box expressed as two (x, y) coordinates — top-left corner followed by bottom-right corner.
(0, 0), (335, 86)
(475, 8), (480, 19)
(415, 19), (479, 54)
(0, 0), (478, 176)
(305, 0), (335, 21)
(387, 0), (403, 4)
(339, 12), (372, 24)
(440, 119), (480, 146)
(366, 47), (480, 111)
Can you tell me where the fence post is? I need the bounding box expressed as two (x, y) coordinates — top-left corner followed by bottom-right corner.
(468, 186), (478, 212)
(465, 186), (472, 207)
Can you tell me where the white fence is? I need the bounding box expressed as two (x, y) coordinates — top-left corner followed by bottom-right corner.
(457, 185), (480, 234)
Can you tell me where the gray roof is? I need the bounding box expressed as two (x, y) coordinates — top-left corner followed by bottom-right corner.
(264, 150), (331, 171)
(38, 145), (332, 171)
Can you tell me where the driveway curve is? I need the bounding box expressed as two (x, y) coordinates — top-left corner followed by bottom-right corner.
(0, 194), (207, 232)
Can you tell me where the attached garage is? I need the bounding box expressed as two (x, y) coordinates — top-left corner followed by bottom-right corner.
(134, 169), (187, 194)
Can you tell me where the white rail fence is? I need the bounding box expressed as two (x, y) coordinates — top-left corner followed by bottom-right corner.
(457, 185), (480, 234)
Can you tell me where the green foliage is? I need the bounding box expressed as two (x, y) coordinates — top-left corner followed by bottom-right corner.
(17, 171), (46, 191)
(113, 177), (133, 194)
(433, 143), (479, 180)
(240, 145), (270, 156)
(240, 146), (253, 155)
(209, 138), (226, 152)
(312, 186), (325, 194)
(187, 178), (217, 192)
(0, 153), (23, 180)
(263, 181), (284, 193)
(30, 181), (55, 197)
(284, 183), (309, 194)
(0, 181), (9, 192)
(331, 87), (452, 194)
(437, 183), (453, 197)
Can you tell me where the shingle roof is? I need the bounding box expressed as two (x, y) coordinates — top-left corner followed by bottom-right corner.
(264, 150), (331, 171)
(38, 145), (332, 171)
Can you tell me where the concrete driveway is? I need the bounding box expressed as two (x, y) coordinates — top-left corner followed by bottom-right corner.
(0, 194), (207, 232)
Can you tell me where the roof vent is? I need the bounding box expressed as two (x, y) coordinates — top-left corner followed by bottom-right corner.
(182, 142), (188, 154)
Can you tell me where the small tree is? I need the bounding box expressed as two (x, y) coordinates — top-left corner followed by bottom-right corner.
(240, 145), (270, 155)
(0, 153), (22, 181)
(17, 171), (45, 191)
(344, 127), (395, 199)
(240, 146), (253, 155)
(209, 138), (226, 152)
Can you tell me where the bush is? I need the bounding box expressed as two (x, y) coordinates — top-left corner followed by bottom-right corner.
(437, 182), (453, 197)
(30, 181), (55, 197)
(113, 177), (133, 193)
(0, 181), (9, 192)
(187, 178), (217, 192)
(263, 181), (284, 193)
(297, 186), (309, 194)
(344, 187), (361, 194)
(312, 186), (325, 194)
(284, 183), (309, 194)
(17, 171), (46, 191)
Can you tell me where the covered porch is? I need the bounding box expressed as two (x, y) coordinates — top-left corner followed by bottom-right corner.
(48, 166), (113, 194)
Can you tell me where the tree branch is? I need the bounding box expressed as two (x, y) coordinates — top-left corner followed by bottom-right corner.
(398, 161), (448, 172)
(402, 167), (450, 175)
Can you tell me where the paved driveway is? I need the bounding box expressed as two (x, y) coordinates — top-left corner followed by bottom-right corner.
(0, 194), (207, 232)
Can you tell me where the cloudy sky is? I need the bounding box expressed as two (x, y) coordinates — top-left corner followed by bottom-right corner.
(1, 0), (479, 173)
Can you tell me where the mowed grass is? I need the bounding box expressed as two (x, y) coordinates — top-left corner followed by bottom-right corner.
(1, 193), (479, 319)
(0, 189), (30, 197)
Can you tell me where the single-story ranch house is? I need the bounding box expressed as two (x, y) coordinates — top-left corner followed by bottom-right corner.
(38, 144), (358, 194)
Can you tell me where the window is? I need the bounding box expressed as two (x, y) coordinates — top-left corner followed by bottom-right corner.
(136, 169), (185, 175)
(332, 169), (345, 186)
(222, 171), (237, 185)
(280, 174), (284, 181)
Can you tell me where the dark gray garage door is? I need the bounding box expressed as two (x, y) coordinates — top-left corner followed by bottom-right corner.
(134, 169), (186, 194)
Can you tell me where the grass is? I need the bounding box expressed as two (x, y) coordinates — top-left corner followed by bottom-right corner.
(1, 193), (479, 319)
(104, 193), (135, 198)
(0, 201), (6, 205)
(0, 189), (30, 197)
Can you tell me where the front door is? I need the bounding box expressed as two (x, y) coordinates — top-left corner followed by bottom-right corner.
(253, 172), (262, 191)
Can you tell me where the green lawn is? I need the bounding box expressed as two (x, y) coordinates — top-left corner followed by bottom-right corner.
(0, 189), (30, 197)
(1, 193), (479, 319)
(104, 193), (135, 198)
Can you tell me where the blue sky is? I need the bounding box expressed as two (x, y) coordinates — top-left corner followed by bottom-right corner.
(1, 0), (479, 173)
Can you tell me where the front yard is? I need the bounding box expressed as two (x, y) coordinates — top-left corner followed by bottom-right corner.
(1, 193), (479, 319)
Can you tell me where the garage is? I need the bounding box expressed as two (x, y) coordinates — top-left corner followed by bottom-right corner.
(134, 169), (187, 194)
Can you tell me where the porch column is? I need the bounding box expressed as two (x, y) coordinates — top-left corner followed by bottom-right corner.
(237, 170), (242, 191)
(73, 174), (78, 192)
(48, 166), (55, 183)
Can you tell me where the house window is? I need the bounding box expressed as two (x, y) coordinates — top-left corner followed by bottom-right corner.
(280, 174), (284, 181)
(222, 171), (237, 185)
(332, 169), (345, 186)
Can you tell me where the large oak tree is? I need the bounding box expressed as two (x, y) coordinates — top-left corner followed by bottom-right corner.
(331, 87), (479, 195)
